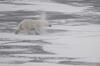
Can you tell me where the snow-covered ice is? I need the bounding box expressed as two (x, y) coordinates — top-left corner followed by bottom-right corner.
(0, 1), (89, 13)
(0, 0), (100, 66)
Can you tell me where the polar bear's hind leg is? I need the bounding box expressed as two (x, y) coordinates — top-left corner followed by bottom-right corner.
(27, 28), (35, 35)
(15, 24), (23, 34)
(34, 27), (40, 35)
(15, 30), (19, 34)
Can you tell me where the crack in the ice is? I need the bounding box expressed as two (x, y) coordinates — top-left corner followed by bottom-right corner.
(58, 60), (100, 66)
(1, 39), (51, 45)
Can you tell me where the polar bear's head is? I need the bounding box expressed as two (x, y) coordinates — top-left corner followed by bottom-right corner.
(44, 22), (52, 27)
(40, 20), (52, 27)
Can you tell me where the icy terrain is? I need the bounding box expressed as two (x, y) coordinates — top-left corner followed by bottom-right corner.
(0, 1), (100, 66)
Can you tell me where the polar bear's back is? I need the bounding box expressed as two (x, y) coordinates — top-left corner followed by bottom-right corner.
(19, 19), (49, 30)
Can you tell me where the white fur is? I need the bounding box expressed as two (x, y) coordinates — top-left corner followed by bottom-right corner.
(15, 19), (51, 35)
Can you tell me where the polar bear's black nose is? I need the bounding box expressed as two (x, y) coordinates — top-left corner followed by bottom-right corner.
(49, 24), (52, 27)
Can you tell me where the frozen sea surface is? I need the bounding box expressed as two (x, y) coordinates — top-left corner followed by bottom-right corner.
(0, 1), (100, 66)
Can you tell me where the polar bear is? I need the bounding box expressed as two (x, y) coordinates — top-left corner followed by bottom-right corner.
(15, 19), (51, 35)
